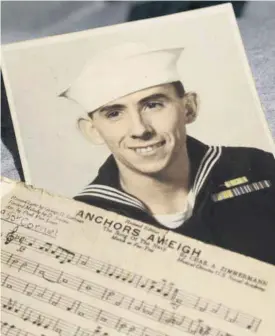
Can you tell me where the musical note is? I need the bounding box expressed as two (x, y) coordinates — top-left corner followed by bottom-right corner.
(225, 311), (239, 323)
(33, 287), (48, 299)
(147, 280), (157, 293)
(127, 326), (136, 334)
(39, 242), (52, 253)
(1, 321), (42, 336)
(104, 265), (119, 279)
(1, 273), (9, 287)
(22, 307), (32, 322)
(1, 322), (10, 334)
(195, 298), (209, 313)
(113, 268), (125, 280)
(32, 314), (45, 327)
(104, 290), (116, 302)
(160, 310), (188, 328)
(117, 322), (128, 332)
(114, 295), (124, 307)
(53, 247), (76, 264)
(3, 294), (162, 336)
(161, 282), (175, 299)
(2, 298), (17, 311)
(1, 230), (263, 333)
(96, 310), (117, 329)
(90, 326), (109, 336)
(209, 302), (222, 314)
(187, 319), (204, 334)
(66, 300), (80, 314)
(24, 282), (37, 296)
(18, 261), (29, 272)
(2, 280), (167, 336)
(132, 300), (144, 312)
(142, 303), (158, 317)
(246, 318), (262, 333)
(78, 255), (89, 267)
(138, 278), (151, 290)
(115, 320), (139, 335)
(49, 292), (62, 306)
(163, 314), (177, 326)
(16, 245), (27, 253)
(197, 325), (211, 336)
(1, 272), (231, 336)
(1, 250), (255, 336)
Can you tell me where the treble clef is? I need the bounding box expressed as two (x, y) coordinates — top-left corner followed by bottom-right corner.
(5, 225), (19, 245)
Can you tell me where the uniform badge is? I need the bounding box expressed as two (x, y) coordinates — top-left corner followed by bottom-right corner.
(212, 180), (271, 202)
(223, 176), (248, 188)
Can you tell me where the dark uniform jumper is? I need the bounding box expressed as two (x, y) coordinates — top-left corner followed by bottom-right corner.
(75, 136), (275, 265)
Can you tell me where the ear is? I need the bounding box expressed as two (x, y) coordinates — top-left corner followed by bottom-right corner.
(182, 92), (199, 124)
(77, 118), (105, 145)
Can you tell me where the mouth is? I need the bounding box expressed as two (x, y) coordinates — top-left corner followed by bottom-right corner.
(130, 140), (166, 154)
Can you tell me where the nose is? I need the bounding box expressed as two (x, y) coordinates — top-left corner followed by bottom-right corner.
(129, 112), (154, 140)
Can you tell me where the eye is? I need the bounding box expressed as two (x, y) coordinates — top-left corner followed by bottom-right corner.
(145, 101), (164, 110)
(105, 110), (122, 119)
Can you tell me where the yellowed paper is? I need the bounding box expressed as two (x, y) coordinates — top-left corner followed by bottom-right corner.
(1, 177), (275, 336)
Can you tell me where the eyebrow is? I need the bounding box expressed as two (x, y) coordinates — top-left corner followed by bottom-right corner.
(138, 93), (170, 107)
(93, 93), (170, 116)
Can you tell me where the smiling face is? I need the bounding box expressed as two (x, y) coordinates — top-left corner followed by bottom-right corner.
(79, 83), (198, 176)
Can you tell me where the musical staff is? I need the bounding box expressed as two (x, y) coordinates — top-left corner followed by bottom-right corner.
(1, 295), (167, 336)
(1, 321), (46, 336)
(1, 272), (232, 336)
(1, 311), (109, 336)
(1, 229), (262, 333)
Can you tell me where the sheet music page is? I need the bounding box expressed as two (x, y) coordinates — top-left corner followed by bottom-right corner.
(1, 177), (275, 336)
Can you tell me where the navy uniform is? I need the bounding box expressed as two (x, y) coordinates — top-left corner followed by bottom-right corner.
(60, 43), (275, 265)
(75, 136), (275, 265)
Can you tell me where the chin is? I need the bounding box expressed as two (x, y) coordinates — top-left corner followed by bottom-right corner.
(131, 159), (171, 176)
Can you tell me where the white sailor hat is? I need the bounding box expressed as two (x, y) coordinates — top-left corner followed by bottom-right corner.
(61, 43), (184, 113)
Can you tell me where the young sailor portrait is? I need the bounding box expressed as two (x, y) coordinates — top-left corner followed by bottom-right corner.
(60, 43), (275, 265)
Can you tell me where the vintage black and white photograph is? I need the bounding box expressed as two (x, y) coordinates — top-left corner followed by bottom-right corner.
(2, 3), (275, 264)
